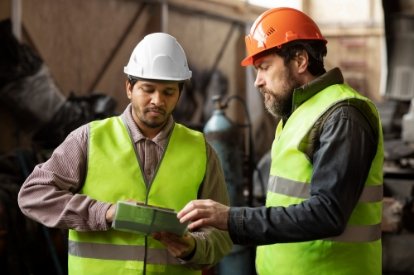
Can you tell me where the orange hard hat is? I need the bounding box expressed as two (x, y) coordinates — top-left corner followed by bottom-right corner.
(241, 7), (327, 66)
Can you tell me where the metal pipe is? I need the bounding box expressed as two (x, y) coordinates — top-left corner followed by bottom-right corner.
(161, 0), (168, 33)
(202, 22), (238, 91)
(11, 0), (22, 41)
(87, 3), (147, 93)
(168, 3), (246, 26)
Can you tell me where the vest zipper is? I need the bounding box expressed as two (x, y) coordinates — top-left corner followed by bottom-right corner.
(143, 236), (148, 275)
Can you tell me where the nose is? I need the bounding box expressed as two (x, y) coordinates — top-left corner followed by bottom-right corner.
(150, 91), (164, 106)
(254, 72), (264, 88)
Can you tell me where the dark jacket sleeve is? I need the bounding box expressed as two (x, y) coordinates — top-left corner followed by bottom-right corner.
(228, 105), (378, 245)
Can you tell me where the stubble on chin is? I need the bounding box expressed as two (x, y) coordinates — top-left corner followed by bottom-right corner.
(261, 89), (288, 118)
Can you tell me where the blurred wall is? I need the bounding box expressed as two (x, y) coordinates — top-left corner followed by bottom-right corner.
(0, 0), (386, 159)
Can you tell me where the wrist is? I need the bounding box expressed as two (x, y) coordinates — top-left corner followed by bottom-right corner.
(180, 249), (196, 261)
(180, 238), (197, 260)
(105, 203), (115, 224)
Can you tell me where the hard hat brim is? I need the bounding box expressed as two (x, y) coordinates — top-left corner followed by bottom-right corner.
(124, 67), (192, 81)
(241, 56), (253, 67)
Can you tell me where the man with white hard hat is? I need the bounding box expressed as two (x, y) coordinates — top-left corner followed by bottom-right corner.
(18, 32), (232, 275)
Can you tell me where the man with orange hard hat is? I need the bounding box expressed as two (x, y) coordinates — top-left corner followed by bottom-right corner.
(178, 7), (384, 275)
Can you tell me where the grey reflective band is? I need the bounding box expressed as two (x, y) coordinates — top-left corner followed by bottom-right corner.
(267, 175), (382, 242)
(68, 241), (181, 265)
(359, 185), (383, 202)
(268, 176), (309, 199)
(268, 176), (383, 202)
(324, 223), (382, 242)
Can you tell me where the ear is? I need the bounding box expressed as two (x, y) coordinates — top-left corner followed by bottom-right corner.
(295, 50), (309, 74)
(126, 80), (132, 99)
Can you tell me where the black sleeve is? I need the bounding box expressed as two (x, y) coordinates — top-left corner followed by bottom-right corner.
(227, 105), (378, 245)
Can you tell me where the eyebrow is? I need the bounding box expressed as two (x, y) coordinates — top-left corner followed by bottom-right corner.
(255, 61), (268, 70)
(140, 83), (178, 91)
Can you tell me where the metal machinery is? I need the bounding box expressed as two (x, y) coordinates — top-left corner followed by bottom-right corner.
(381, 1), (414, 273)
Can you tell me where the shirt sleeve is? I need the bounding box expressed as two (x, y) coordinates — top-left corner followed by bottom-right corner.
(184, 142), (233, 268)
(228, 105), (378, 245)
(17, 124), (112, 231)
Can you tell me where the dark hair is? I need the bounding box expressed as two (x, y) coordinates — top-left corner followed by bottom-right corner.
(128, 76), (138, 87)
(127, 76), (184, 92)
(269, 40), (327, 76)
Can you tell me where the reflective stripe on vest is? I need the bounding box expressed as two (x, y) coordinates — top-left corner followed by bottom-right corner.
(268, 175), (383, 242)
(68, 117), (206, 275)
(256, 84), (384, 275)
(268, 175), (383, 203)
(68, 240), (182, 265)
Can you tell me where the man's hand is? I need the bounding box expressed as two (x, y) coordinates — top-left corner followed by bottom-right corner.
(152, 232), (196, 259)
(105, 203), (116, 223)
(177, 199), (230, 231)
(106, 199), (139, 224)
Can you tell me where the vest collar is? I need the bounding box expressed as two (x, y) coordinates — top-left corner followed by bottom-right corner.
(291, 67), (344, 113)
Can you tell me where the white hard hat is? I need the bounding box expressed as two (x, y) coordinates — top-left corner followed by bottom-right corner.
(124, 32), (192, 81)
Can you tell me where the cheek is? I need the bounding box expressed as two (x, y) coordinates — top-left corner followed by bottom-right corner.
(131, 90), (148, 103)
(270, 71), (289, 92)
(261, 70), (278, 89)
(130, 95), (147, 112)
(165, 98), (179, 113)
(167, 93), (180, 105)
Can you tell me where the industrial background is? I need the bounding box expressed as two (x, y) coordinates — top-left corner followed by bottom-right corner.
(0, 0), (414, 274)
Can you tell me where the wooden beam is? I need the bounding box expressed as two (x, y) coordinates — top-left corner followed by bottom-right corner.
(88, 3), (149, 93)
(167, 0), (265, 25)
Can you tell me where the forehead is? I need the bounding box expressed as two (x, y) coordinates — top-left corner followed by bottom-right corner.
(253, 53), (282, 68)
(137, 79), (179, 89)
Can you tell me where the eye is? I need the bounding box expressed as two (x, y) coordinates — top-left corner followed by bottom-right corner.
(255, 62), (268, 73)
(163, 89), (177, 96)
(139, 85), (155, 93)
(260, 64), (270, 71)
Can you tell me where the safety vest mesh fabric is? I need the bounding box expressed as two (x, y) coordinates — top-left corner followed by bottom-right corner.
(256, 84), (384, 275)
(68, 116), (206, 275)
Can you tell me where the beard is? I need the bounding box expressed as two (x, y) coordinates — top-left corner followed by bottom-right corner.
(261, 67), (301, 118)
(140, 107), (168, 128)
(262, 88), (293, 118)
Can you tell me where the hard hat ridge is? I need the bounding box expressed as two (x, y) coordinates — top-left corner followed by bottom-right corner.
(241, 7), (327, 66)
(124, 32), (192, 81)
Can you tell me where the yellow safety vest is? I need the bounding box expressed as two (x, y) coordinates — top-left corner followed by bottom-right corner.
(256, 84), (384, 275)
(68, 116), (206, 275)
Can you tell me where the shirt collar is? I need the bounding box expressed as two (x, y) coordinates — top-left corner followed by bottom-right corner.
(291, 67), (344, 112)
(121, 104), (174, 145)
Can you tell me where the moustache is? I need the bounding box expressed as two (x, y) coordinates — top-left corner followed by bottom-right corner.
(259, 88), (271, 96)
(145, 107), (166, 115)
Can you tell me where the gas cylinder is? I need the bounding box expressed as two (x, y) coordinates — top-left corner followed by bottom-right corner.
(203, 95), (245, 206)
(203, 95), (255, 275)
